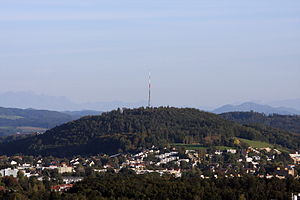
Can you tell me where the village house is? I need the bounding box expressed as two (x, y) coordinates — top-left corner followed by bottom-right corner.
(62, 177), (83, 184)
(227, 149), (237, 154)
(58, 163), (74, 174)
(290, 152), (300, 164)
(0, 168), (19, 177)
(51, 184), (73, 192)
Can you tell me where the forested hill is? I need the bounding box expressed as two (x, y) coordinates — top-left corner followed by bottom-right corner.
(0, 107), (75, 136)
(0, 107), (299, 157)
(219, 112), (300, 134)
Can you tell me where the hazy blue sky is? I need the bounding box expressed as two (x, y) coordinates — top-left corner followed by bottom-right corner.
(0, 0), (299, 108)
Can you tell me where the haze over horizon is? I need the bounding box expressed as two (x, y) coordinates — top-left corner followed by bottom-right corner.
(1, 0), (299, 109)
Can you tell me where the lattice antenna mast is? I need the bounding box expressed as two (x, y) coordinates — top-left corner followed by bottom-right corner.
(148, 72), (151, 107)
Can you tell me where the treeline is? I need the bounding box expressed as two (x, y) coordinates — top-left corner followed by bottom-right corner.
(220, 112), (300, 134)
(0, 107), (300, 157)
(65, 172), (300, 200)
(1, 172), (300, 200)
(0, 174), (57, 200)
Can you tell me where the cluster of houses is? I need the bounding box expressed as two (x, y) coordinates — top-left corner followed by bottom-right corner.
(0, 156), (78, 180)
(118, 149), (183, 177)
(93, 146), (299, 179)
(290, 152), (300, 164)
(197, 146), (297, 179)
(0, 145), (299, 192)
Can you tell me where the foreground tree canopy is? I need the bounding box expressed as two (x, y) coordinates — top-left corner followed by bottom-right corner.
(64, 172), (300, 200)
(1, 172), (300, 200)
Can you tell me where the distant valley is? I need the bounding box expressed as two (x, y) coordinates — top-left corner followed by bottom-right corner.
(0, 107), (101, 136)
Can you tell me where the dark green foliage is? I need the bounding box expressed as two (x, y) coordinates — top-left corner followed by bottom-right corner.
(0, 176), (50, 200)
(0, 172), (300, 200)
(63, 173), (300, 200)
(220, 112), (300, 134)
(0, 134), (33, 144)
(0, 107), (299, 157)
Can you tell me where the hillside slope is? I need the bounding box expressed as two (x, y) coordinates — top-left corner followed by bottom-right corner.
(0, 107), (74, 136)
(219, 112), (300, 134)
(0, 107), (299, 157)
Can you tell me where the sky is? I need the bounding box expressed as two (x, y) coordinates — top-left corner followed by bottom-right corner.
(0, 0), (299, 109)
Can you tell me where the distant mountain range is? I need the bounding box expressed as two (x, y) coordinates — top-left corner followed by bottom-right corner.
(1, 91), (300, 115)
(267, 99), (300, 111)
(0, 91), (147, 111)
(212, 102), (300, 115)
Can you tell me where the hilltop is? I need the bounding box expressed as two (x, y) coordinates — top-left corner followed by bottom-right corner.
(0, 107), (299, 157)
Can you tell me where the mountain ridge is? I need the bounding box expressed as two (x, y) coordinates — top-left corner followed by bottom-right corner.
(268, 98), (300, 111)
(212, 102), (300, 115)
(0, 91), (146, 111)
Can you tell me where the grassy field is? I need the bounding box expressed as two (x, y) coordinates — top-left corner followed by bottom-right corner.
(0, 126), (47, 136)
(0, 115), (24, 120)
(238, 138), (274, 148)
(171, 144), (234, 150)
(172, 143), (207, 150)
(172, 138), (289, 152)
(0, 126), (13, 129)
(16, 126), (47, 131)
(214, 146), (235, 150)
(237, 138), (289, 152)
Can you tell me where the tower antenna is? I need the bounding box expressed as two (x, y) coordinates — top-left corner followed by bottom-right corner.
(148, 72), (151, 107)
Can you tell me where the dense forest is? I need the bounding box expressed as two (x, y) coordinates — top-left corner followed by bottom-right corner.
(0, 107), (75, 136)
(64, 172), (300, 200)
(0, 107), (299, 157)
(1, 172), (300, 200)
(220, 112), (300, 134)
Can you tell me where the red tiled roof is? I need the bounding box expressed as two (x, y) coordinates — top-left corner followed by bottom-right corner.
(51, 184), (73, 192)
